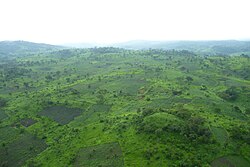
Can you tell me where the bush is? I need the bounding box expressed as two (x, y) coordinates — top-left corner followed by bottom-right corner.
(219, 87), (238, 101)
(176, 110), (192, 119)
(245, 108), (250, 115)
(0, 98), (7, 107)
(172, 90), (182, 96)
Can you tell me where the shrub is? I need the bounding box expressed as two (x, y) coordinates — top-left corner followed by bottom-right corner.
(219, 86), (238, 101)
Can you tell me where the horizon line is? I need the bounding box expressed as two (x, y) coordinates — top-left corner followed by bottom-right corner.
(1, 39), (250, 46)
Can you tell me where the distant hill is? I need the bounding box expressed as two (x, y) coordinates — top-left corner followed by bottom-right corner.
(2, 40), (250, 57)
(0, 41), (64, 58)
(112, 40), (250, 55)
(62, 42), (100, 48)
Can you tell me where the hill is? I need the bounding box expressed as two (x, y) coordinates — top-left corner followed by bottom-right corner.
(112, 40), (250, 55)
(0, 46), (249, 166)
(0, 41), (64, 58)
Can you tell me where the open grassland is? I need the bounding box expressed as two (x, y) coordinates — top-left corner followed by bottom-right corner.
(211, 127), (228, 146)
(74, 142), (124, 167)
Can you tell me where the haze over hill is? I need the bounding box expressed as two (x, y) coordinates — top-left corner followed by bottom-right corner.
(0, 41), (63, 58)
(63, 40), (250, 55)
(116, 40), (250, 55)
(2, 40), (250, 58)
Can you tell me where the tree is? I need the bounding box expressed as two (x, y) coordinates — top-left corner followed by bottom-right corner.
(186, 76), (193, 82)
(219, 86), (238, 101)
(0, 98), (7, 107)
(45, 75), (53, 81)
(23, 82), (29, 88)
(66, 78), (70, 83)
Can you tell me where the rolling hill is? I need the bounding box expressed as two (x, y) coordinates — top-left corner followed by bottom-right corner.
(112, 40), (250, 55)
(0, 40), (64, 58)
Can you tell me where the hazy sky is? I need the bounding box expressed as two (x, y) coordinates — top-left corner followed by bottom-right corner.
(0, 0), (250, 44)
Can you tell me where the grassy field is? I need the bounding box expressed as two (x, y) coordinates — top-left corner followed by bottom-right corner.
(211, 127), (228, 146)
(74, 142), (124, 167)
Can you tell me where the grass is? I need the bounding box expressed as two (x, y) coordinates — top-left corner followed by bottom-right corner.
(104, 77), (147, 96)
(211, 127), (228, 145)
(38, 106), (82, 125)
(74, 142), (124, 167)
(89, 104), (112, 112)
(143, 112), (182, 131)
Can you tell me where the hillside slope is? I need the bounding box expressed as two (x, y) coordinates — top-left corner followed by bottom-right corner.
(0, 41), (63, 58)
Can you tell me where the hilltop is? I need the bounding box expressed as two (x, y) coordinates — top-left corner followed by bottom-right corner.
(0, 40), (64, 58)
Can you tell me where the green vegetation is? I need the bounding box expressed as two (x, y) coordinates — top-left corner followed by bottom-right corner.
(0, 127), (19, 144)
(211, 127), (228, 146)
(39, 106), (82, 125)
(74, 142), (124, 167)
(0, 41), (249, 166)
(114, 40), (250, 55)
(0, 40), (63, 58)
(0, 133), (47, 167)
(211, 155), (250, 167)
(0, 110), (7, 121)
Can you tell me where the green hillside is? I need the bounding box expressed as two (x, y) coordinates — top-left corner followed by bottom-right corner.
(0, 44), (249, 167)
(0, 41), (64, 58)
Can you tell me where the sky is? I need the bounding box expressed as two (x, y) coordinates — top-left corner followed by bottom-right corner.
(0, 0), (250, 44)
